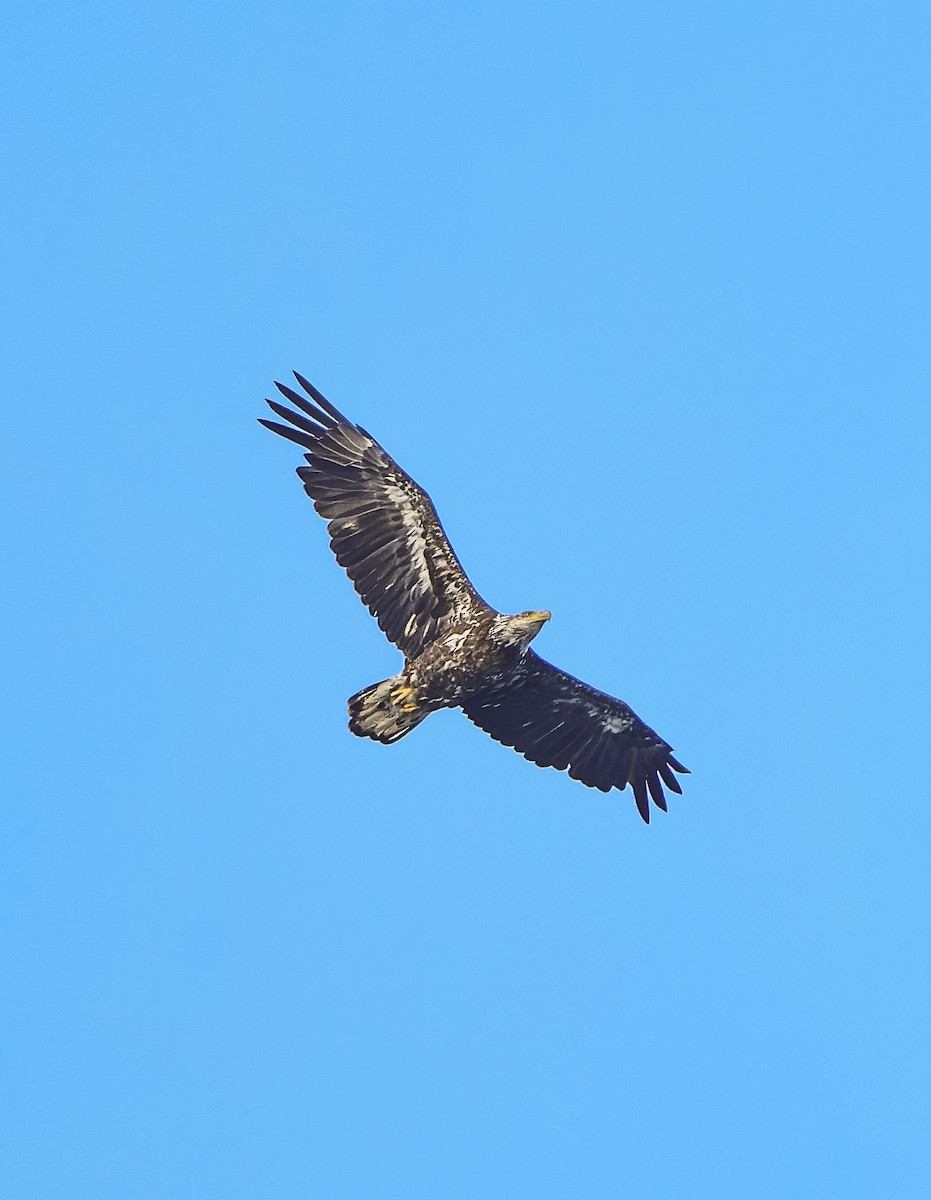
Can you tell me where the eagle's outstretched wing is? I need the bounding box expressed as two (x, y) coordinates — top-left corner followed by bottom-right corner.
(260, 373), (491, 659)
(461, 652), (689, 822)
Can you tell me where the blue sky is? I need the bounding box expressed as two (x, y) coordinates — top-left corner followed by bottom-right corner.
(3, 1), (930, 1196)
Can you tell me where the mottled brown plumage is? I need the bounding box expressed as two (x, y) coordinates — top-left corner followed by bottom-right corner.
(260, 372), (689, 822)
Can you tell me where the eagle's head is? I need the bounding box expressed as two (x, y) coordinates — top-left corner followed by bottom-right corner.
(495, 609), (551, 648)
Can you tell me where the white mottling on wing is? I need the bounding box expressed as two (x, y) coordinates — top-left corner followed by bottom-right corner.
(385, 481), (431, 579)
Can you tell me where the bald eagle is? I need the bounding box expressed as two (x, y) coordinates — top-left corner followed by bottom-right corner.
(260, 372), (689, 822)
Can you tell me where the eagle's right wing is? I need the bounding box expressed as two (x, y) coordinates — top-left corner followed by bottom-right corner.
(462, 651), (689, 822)
(260, 373), (491, 660)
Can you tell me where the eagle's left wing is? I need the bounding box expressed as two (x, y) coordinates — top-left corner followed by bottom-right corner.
(260, 373), (491, 659)
(461, 652), (689, 822)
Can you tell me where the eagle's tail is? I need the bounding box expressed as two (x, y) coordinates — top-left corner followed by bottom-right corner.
(348, 676), (429, 744)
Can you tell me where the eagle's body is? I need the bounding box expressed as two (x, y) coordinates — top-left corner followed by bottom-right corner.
(350, 609), (551, 743)
(261, 372), (689, 822)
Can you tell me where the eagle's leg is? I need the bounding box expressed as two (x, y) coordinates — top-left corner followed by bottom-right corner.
(347, 675), (431, 744)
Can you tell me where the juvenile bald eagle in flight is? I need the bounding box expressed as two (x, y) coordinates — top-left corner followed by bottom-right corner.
(260, 373), (689, 822)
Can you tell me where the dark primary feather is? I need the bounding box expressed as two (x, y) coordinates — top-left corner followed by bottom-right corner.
(461, 652), (689, 823)
(259, 373), (490, 659)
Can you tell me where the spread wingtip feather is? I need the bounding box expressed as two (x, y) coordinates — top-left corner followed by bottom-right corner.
(293, 371), (348, 424)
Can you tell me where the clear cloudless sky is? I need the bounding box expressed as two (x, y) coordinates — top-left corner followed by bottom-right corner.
(3, 2), (930, 1197)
